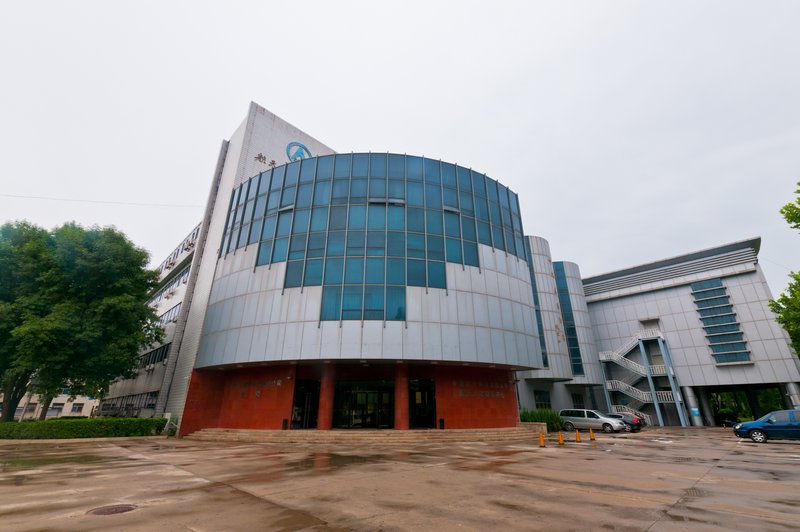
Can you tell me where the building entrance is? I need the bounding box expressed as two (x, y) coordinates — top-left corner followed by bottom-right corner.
(409, 379), (436, 428)
(291, 380), (320, 429)
(333, 381), (394, 429)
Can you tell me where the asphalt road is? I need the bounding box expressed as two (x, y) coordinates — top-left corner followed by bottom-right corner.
(1, 427), (798, 531)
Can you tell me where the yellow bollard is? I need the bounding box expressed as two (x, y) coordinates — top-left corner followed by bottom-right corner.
(539, 432), (546, 448)
(575, 430), (582, 443)
(589, 428), (596, 441)
(558, 432), (564, 446)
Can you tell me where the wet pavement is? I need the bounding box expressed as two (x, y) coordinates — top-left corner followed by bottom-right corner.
(1, 427), (799, 531)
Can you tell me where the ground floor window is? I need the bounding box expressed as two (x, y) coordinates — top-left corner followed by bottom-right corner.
(572, 393), (585, 409)
(534, 390), (551, 410)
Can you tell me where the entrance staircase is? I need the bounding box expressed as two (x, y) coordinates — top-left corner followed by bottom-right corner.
(184, 425), (546, 444)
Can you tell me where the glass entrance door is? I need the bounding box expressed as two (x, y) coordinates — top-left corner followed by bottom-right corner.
(333, 381), (394, 429)
(291, 380), (320, 429)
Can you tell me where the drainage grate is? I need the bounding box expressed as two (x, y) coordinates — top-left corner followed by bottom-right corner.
(684, 487), (707, 498)
(87, 504), (138, 516)
(673, 457), (695, 462)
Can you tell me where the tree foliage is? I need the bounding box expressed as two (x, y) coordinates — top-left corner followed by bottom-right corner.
(770, 182), (800, 355)
(0, 222), (163, 421)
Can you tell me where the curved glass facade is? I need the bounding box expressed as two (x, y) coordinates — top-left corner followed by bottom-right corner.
(220, 153), (526, 321)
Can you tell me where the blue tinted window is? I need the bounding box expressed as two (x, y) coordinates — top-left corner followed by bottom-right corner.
(424, 158), (440, 184)
(387, 232), (405, 256)
(444, 212), (460, 237)
(425, 184), (442, 209)
(487, 179), (499, 202)
(477, 222), (492, 245)
(442, 163), (456, 187)
(271, 165), (285, 190)
(266, 189), (280, 214)
(369, 178), (386, 198)
(386, 258), (405, 284)
(296, 184), (312, 208)
(352, 153), (369, 177)
(238, 224), (249, 248)
(342, 286), (363, 320)
(307, 233), (325, 258)
(463, 242), (479, 267)
(316, 156), (333, 180)
(299, 158), (315, 183)
(276, 212), (293, 237)
(321, 286), (342, 320)
(346, 231), (365, 256)
(248, 220), (262, 245)
(426, 209), (443, 235)
(348, 205), (366, 230)
(407, 233), (425, 258)
(363, 286), (384, 320)
(428, 261), (446, 289)
(492, 226), (505, 251)
(367, 231), (385, 257)
(329, 206), (347, 230)
(334, 154), (351, 178)
(288, 235), (307, 259)
(345, 258), (364, 284)
(310, 207), (328, 232)
(326, 231), (345, 256)
(261, 215), (276, 239)
(407, 259), (426, 286)
(388, 180), (405, 200)
(407, 156), (423, 181)
(285, 161), (300, 186)
(388, 154), (405, 178)
(272, 238), (288, 262)
(387, 205), (405, 230)
(324, 258), (344, 284)
(459, 192), (474, 215)
(332, 180), (349, 204)
(313, 181), (331, 206)
(407, 182), (424, 206)
(386, 286), (405, 321)
(370, 153), (386, 178)
(254, 194), (267, 220)
(280, 186), (295, 208)
(350, 179), (368, 201)
(458, 167), (472, 192)
(368, 205), (386, 229)
(443, 188), (458, 209)
(256, 241), (272, 266)
(292, 210), (310, 234)
(461, 217), (476, 241)
(426, 235), (444, 261)
(407, 208), (424, 232)
(257, 170), (272, 195)
(446, 238), (462, 263)
(285, 261), (304, 288)
(365, 258), (385, 284)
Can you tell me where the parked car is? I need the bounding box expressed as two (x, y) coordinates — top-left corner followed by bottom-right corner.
(558, 409), (627, 433)
(605, 413), (643, 432)
(733, 410), (800, 443)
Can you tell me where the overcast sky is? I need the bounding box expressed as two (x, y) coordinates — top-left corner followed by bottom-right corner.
(2, 1), (798, 294)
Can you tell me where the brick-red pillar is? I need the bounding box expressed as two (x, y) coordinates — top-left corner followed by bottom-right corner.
(394, 363), (409, 430)
(317, 363), (335, 430)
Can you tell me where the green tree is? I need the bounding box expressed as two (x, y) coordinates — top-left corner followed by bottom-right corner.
(770, 182), (800, 356)
(0, 222), (163, 421)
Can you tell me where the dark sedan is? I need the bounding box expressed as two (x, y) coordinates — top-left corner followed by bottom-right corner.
(605, 413), (643, 432)
(733, 410), (800, 443)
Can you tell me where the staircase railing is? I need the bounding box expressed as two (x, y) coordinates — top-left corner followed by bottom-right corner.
(611, 405), (654, 426)
(606, 380), (674, 403)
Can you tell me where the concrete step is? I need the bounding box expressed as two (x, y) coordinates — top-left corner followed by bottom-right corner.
(185, 425), (547, 444)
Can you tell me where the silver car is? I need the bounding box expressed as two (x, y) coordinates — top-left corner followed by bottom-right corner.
(558, 409), (627, 433)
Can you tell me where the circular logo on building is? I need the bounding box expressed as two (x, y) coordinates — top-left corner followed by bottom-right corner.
(286, 141), (312, 161)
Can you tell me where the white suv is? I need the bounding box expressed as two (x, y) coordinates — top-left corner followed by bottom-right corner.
(558, 409), (627, 433)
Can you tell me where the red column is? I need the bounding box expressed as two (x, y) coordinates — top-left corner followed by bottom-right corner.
(394, 363), (409, 430)
(317, 363), (335, 430)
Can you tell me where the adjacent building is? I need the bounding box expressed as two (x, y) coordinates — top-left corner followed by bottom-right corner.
(100, 102), (800, 433)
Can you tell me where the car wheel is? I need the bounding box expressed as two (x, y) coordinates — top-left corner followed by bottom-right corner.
(602, 423), (614, 433)
(749, 429), (768, 443)
(563, 422), (575, 432)
(624, 424), (632, 432)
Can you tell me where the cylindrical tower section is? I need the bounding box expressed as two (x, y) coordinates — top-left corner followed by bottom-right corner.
(182, 153), (540, 433)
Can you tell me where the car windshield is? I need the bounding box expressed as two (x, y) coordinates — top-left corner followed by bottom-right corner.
(756, 412), (777, 422)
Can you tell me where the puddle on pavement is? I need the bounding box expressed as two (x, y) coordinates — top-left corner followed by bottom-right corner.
(284, 452), (387, 474)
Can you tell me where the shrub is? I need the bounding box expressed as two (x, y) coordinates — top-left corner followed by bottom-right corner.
(0, 417), (167, 439)
(520, 408), (563, 432)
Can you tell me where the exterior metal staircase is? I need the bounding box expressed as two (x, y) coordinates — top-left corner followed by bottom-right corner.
(606, 380), (674, 403)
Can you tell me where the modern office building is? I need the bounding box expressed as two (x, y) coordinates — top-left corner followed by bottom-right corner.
(100, 102), (800, 433)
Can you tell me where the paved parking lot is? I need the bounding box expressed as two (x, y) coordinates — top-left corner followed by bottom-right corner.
(1, 427), (799, 531)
